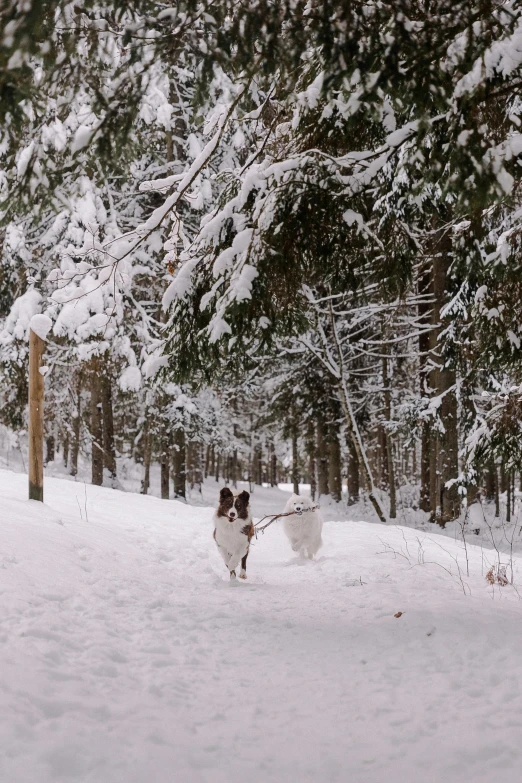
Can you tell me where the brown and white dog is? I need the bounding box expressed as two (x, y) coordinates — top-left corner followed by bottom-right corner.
(213, 487), (254, 580)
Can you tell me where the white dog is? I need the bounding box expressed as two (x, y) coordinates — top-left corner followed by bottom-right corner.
(282, 494), (323, 559)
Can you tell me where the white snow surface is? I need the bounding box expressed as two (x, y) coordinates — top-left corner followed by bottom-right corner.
(2, 468), (522, 783)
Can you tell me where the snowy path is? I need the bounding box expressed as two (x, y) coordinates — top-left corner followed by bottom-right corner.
(1, 469), (522, 783)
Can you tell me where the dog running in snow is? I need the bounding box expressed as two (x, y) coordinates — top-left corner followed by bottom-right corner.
(213, 487), (254, 580)
(283, 494), (323, 559)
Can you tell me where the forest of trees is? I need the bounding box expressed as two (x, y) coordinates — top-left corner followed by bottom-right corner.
(2, 1), (522, 525)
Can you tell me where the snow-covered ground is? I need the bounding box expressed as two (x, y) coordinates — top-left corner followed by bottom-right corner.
(2, 467), (522, 783)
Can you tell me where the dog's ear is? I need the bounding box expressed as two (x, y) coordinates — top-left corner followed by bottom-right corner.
(238, 490), (250, 504)
(219, 487), (233, 501)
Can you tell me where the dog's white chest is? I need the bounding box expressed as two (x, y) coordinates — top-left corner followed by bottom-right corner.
(214, 515), (249, 554)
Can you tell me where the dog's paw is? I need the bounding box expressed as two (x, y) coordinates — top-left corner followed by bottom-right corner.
(229, 570), (237, 580)
(239, 572), (247, 580)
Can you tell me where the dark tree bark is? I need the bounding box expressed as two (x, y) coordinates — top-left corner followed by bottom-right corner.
(90, 357), (103, 486)
(418, 263), (432, 512)
(271, 444), (277, 487)
(420, 421), (431, 512)
(160, 427), (170, 499)
(484, 461), (496, 501)
(101, 365), (117, 483)
(63, 432), (69, 469)
(507, 468), (512, 523)
(328, 424), (342, 502)
(232, 446), (238, 488)
(291, 421), (299, 495)
(382, 353), (397, 519)
(204, 445), (211, 479)
(306, 422), (317, 501)
(347, 440), (360, 505)
(141, 425), (151, 495)
(46, 434), (55, 465)
(70, 384), (81, 478)
(429, 237), (460, 526)
(195, 443), (204, 492)
(172, 428), (186, 499)
(316, 416), (329, 497)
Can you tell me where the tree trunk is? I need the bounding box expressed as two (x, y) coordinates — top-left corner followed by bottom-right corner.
(90, 357), (103, 486)
(439, 364), (459, 524)
(70, 385), (81, 478)
(420, 421), (431, 512)
(382, 353), (397, 519)
(46, 434), (55, 465)
(507, 468), (512, 523)
(316, 416), (329, 497)
(232, 447), (238, 488)
(306, 422), (317, 501)
(484, 461), (496, 501)
(172, 428), (186, 499)
(63, 432), (69, 469)
(271, 444), (277, 487)
(28, 329), (45, 501)
(495, 465), (500, 518)
(325, 303), (387, 522)
(500, 464), (507, 494)
(195, 443), (203, 493)
(432, 238), (460, 526)
(418, 262), (432, 512)
(160, 427), (170, 499)
(347, 440), (360, 505)
(291, 422), (299, 495)
(328, 424), (342, 502)
(141, 425), (151, 495)
(101, 366), (117, 483)
(142, 432), (152, 495)
(215, 453), (221, 482)
(205, 445), (211, 479)
(337, 377), (387, 522)
(378, 425), (388, 489)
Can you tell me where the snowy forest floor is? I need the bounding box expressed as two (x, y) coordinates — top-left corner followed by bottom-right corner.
(2, 467), (522, 783)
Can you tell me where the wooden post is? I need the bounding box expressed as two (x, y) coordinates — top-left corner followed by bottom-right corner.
(29, 329), (45, 501)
